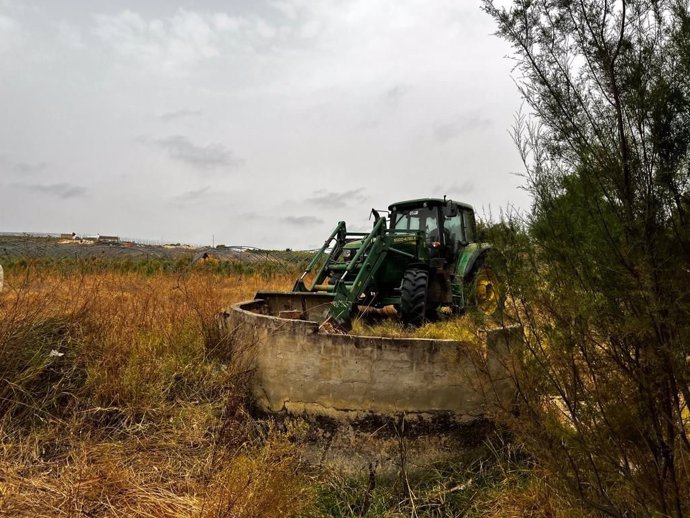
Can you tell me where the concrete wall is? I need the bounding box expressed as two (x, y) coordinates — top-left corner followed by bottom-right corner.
(224, 299), (519, 421)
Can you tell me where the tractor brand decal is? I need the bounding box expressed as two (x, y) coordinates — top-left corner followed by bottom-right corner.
(391, 236), (416, 244)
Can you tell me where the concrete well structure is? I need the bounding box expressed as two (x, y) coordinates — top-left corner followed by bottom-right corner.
(223, 297), (520, 422)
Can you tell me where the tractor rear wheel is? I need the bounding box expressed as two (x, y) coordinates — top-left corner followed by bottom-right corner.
(400, 268), (429, 327)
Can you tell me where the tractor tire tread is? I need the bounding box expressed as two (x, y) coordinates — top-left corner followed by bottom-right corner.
(400, 268), (429, 327)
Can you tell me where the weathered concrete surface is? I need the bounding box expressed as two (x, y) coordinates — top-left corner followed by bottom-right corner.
(224, 299), (519, 421)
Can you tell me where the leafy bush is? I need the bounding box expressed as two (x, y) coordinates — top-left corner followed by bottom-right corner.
(483, 1), (690, 515)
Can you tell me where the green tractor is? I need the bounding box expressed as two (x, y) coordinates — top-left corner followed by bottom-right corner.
(266, 197), (501, 332)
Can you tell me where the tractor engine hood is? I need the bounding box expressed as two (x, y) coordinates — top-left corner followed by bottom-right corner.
(342, 233), (419, 261)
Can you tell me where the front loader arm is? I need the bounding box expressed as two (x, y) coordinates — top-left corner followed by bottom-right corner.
(326, 216), (389, 329)
(293, 221), (347, 292)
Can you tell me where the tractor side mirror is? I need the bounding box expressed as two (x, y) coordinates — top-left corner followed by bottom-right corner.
(443, 203), (458, 218)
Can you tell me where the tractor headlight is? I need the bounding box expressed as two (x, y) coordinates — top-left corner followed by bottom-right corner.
(344, 249), (353, 259)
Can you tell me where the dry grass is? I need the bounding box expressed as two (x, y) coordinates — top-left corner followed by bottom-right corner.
(0, 265), (586, 518)
(0, 267), (317, 518)
(351, 314), (481, 342)
(468, 476), (585, 518)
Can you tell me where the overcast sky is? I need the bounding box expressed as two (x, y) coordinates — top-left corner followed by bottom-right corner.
(0, 0), (528, 249)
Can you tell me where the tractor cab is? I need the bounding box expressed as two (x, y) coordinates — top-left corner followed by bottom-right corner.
(388, 198), (477, 262)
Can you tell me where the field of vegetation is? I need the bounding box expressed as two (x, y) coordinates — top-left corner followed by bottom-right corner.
(0, 258), (584, 518)
(3, 1), (689, 516)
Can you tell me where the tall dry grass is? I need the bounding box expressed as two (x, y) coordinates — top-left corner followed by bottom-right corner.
(0, 264), (593, 518)
(0, 266), (316, 517)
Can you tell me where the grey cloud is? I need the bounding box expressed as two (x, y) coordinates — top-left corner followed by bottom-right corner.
(238, 211), (264, 220)
(16, 182), (86, 199)
(93, 9), (280, 68)
(13, 161), (48, 174)
(93, 10), (222, 67)
(284, 215), (323, 225)
(433, 115), (492, 143)
(0, 154), (48, 174)
(383, 85), (407, 104)
(172, 186), (210, 204)
(154, 135), (244, 170)
(306, 188), (367, 208)
(157, 109), (203, 122)
(356, 119), (380, 130)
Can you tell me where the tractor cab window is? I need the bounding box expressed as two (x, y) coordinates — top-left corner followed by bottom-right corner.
(462, 210), (476, 242)
(444, 213), (464, 249)
(392, 207), (438, 237)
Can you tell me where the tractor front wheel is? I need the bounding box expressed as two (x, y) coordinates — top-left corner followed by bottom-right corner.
(400, 268), (429, 327)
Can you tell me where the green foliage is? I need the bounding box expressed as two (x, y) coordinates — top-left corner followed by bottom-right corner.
(483, 0), (690, 516)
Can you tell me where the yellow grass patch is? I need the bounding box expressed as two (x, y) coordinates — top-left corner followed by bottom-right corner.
(0, 269), (316, 518)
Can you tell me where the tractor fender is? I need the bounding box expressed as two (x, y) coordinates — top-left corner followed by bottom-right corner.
(456, 244), (492, 281)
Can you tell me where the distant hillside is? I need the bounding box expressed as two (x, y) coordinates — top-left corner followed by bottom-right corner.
(0, 234), (312, 274)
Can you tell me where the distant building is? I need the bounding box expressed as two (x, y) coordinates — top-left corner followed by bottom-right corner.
(97, 235), (120, 244)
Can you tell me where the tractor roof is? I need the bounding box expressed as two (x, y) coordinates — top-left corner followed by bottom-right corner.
(388, 198), (474, 212)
